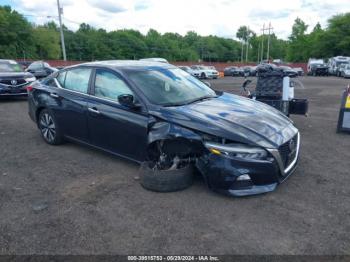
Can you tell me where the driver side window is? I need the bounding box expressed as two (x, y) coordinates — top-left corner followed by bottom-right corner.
(94, 70), (133, 102)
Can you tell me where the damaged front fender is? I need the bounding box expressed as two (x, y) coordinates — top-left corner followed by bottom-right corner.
(146, 119), (206, 169)
(148, 120), (203, 145)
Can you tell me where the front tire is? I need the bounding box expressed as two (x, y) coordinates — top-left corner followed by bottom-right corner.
(201, 72), (206, 79)
(38, 109), (64, 145)
(139, 162), (194, 192)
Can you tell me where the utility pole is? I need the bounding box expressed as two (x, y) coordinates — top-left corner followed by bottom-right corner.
(260, 24), (265, 63)
(57, 0), (67, 61)
(245, 27), (249, 62)
(266, 22), (273, 62)
(240, 40), (244, 63)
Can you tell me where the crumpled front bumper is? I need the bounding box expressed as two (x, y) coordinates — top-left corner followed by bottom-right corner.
(196, 134), (300, 197)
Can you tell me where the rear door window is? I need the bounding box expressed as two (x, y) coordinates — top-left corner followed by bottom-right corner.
(62, 68), (92, 94)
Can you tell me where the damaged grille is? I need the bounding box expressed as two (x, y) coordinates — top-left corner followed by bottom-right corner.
(278, 134), (298, 171)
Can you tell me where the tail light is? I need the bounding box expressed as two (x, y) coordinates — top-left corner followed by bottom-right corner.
(26, 85), (33, 92)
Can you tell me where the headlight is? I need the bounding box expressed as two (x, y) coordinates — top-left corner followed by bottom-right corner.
(25, 77), (36, 82)
(204, 141), (268, 160)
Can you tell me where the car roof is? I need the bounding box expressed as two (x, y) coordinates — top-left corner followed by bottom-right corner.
(79, 60), (177, 70)
(0, 59), (17, 63)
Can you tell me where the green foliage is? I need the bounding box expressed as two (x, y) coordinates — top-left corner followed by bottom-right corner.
(2, 5), (350, 63)
(287, 14), (350, 61)
(32, 24), (61, 59)
(236, 26), (255, 41)
(0, 5), (35, 59)
(287, 18), (309, 62)
(0, 5), (243, 62)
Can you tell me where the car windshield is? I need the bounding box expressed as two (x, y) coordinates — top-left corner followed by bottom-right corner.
(129, 68), (217, 106)
(0, 61), (23, 72)
(336, 61), (348, 66)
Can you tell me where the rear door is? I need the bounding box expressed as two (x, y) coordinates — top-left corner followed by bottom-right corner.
(87, 68), (149, 161)
(50, 67), (92, 142)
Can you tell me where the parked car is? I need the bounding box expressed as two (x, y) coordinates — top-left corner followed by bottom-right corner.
(190, 65), (219, 79)
(26, 61), (58, 79)
(249, 66), (258, 76)
(139, 58), (169, 63)
(278, 66), (298, 78)
(178, 66), (200, 78)
(0, 59), (36, 97)
(240, 66), (251, 76)
(272, 59), (283, 64)
(338, 63), (349, 77)
(307, 59), (329, 76)
(27, 60), (301, 197)
(17, 60), (32, 70)
(293, 67), (304, 76)
(241, 66), (258, 77)
(328, 56), (350, 76)
(343, 64), (350, 78)
(224, 66), (237, 76)
(223, 66), (243, 77)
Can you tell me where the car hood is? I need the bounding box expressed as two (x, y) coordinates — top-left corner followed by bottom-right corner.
(150, 93), (298, 148)
(0, 72), (34, 79)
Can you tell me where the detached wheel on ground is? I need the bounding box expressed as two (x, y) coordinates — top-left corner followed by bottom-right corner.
(139, 162), (194, 192)
(38, 109), (64, 145)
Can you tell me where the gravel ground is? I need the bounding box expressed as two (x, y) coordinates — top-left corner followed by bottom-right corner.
(0, 76), (349, 255)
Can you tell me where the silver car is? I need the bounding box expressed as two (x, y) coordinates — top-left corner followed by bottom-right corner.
(343, 64), (350, 78)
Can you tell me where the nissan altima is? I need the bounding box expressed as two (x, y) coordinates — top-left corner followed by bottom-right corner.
(27, 60), (300, 196)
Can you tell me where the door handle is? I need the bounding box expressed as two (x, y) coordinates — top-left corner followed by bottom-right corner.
(88, 107), (100, 114)
(50, 93), (59, 98)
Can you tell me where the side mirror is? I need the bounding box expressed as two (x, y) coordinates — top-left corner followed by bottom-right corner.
(118, 94), (136, 108)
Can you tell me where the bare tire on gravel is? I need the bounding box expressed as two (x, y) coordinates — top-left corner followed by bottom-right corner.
(139, 162), (194, 192)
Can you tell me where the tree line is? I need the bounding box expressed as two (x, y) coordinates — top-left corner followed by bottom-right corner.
(1, 5), (350, 63)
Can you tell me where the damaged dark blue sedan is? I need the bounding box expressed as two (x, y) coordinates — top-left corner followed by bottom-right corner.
(28, 61), (300, 196)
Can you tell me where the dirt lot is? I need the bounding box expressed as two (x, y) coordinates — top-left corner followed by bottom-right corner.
(0, 76), (349, 255)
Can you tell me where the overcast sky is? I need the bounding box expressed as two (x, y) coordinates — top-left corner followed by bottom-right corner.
(5, 0), (350, 39)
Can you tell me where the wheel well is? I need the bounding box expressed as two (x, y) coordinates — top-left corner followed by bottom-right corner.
(146, 138), (205, 162)
(35, 107), (45, 123)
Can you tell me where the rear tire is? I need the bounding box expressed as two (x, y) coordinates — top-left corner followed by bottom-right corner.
(38, 109), (64, 145)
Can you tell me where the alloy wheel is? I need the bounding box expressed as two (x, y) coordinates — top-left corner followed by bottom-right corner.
(40, 113), (56, 142)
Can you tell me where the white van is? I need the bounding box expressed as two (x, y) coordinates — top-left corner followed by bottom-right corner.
(328, 56), (350, 76)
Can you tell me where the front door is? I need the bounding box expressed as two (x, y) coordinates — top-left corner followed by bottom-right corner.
(87, 69), (149, 161)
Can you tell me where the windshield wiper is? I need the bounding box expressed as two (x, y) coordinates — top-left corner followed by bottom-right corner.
(162, 95), (216, 107)
(184, 95), (217, 105)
